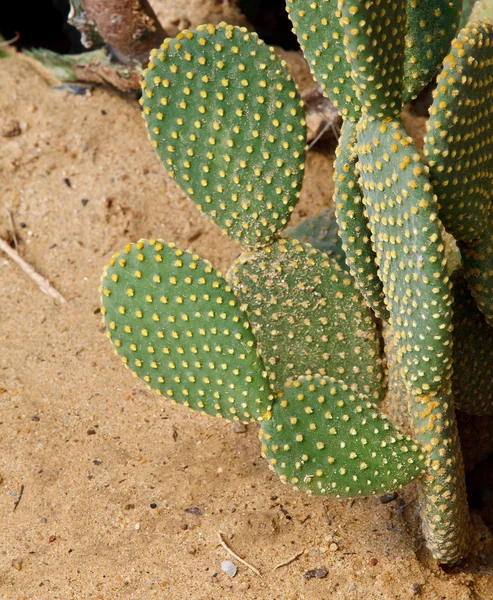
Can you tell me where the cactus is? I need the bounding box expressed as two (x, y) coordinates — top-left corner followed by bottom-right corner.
(101, 3), (493, 565)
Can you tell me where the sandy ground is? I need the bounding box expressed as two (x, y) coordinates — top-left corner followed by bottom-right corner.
(0, 25), (492, 600)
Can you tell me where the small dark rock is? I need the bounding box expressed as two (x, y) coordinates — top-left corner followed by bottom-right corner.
(48, 535), (56, 543)
(369, 558), (378, 567)
(93, 460), (102, 465)
(81, 199), (89, 207)
(150, 503), (157, 509)
(87, 429), (96, 435)
(63, 177), (72, 188)
(181, 523), (188, 530)
(125, 503), (135, 510)
(184, 507), (202, 516)
(379, 491), (398, 504)
(31, 415), (40, 422)
(1, 118), (21, 137)
(304, 568), (328, 580)
(412, 583), (422, 595)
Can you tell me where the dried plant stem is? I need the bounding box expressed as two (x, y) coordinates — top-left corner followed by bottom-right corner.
(0, 238), (67, 304)
(217, 531), (261, 576)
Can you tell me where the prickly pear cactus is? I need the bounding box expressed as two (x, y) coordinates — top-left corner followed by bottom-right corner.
(101, 2), (493, 566)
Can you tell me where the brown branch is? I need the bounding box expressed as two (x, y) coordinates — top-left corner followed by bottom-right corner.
(69, 0), (167, 65)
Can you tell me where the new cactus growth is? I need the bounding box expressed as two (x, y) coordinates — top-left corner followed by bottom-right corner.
(100, 2), (493, 565)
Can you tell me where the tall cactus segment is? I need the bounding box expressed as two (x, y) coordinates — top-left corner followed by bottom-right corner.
(357, 120), (453, 397)
(141, 24), (307, 249)
(404, 1), (462, 100)
(229, 238), (384, 401)
(451, 276), (493, 415)
(460, 216), (493, 326)
(424, 21), (493, 244)
(285, 0), (360, 121)
(101, 240), (273, 421)
(410, 385), (472, 564)
(338, 0), (406, 119)
(260, 375), (425, 498)
(333, 120), (388, 318)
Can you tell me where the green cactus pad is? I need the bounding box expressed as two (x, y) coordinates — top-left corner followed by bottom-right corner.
(423, 21), (493, 243)
(460, 220), (493, 326)
(286, 0), (360, 121)
(334, 120), (388, 319)
(338, 0), (406, 119)
(283, 206), (346, 267)
(410, 386), (472, 563)
(100, 239), (273, 422)
(404, 1), (462, 101)
(451, 276), (493, 415)
(141, 23), (307, 249)
(260, 375), (425, 498)
(229, 238), (384, 401)
(357, 119), (454, 397)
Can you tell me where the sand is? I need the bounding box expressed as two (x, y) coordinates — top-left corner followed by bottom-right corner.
(0, 22), (492, 600)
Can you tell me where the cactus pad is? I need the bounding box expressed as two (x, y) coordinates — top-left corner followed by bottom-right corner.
(334, 120), (388, 318)
(424, 21), (493, 243)
(404, 1), (462, 101)
(338, 0), (406, 119)
(284, 207), (346, 267)
(260, 375), (425, 498)
(357, 119), (454, 396)
(141, 23), (307, 248)
(100, 239), (273, 421)
(230, 238), (384, 401)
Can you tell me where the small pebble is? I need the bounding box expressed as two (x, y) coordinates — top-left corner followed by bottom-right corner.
(150, 503), (157, 509)
(304, 568), (328, 580)
(11, 558), (23, 571)
(134, 523), (140, 530)
(379, 491), (398, 504)
(185, 507), (202, 516)
(308, 548), (319, 557)
(48, 535), (56, 543)
(329, 543), (338, 552)
(348, 583), (356, 591)
(238, 582), (250, 591)
(412, 583), (422, 595)
(369, 558), (378, 567)
(87, 429), (96, 435)
(186, 546), (196, 555)
(233, 422), (247, 433)
(221, 560), (237, 578)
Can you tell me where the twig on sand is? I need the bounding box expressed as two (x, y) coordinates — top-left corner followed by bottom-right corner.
(217, 531), (261, 577)
(273, 550), (304, 571)
(0, 238), (67, 304)
(13, 484), (25, 512)
(5, 209), (18, 250)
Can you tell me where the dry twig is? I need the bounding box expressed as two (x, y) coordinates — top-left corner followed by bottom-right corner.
(273, 550), (305, 571)
(0, 238), (67, 304)
(217, 531), (261, 576)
